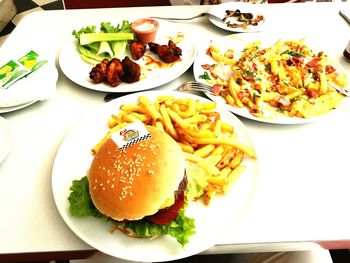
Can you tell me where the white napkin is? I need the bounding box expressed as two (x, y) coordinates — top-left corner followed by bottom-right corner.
(0, 62), (58, 107)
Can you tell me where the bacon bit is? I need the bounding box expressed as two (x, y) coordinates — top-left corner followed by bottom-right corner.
(250, 108), (260, 114)
(305, 57), (322, 72)
(259, 49), (267, 55)
(243, 74), (254, 82)
(252, 63), (258, 72)
(211, 84), (224, 95)
(306, 57), (320, 67)
(325, 65), (336, 74)
(237, 91), (251, 100)
(306, 88), (320, 98)
(291, 56), (303, 67)
(206, 47), (212, 56)
(269, 74), (280, 85)
(201, 64), (212, 70)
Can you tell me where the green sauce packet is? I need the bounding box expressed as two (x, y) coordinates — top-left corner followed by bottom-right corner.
(0, 60), (30, 90)
(18, 50), (48, 73)
(0, 50), (48, 90)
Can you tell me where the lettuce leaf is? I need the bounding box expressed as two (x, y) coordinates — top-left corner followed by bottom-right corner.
(185, 162), (209, 202)
(115, 209), (195, 246)
(68, 176), (195, 246)
(68, 176), (106, 219)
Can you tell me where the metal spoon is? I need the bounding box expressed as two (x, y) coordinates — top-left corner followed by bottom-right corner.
(151, 12), (225, 24)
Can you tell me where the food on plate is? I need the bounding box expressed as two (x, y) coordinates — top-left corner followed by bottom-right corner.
(89, 39), (182, 87)
(97, 95), (256, 205)
(223, 9), (264, 30)
(149, 40), (182, 63)
(68, 95), (256, 246)
(130, 40), (147, 60)
(90, 125), (192, 233)
(69, 123), (195, 246)
(72, 20), (134, 65)
(89, 56), (141, 87)
(131, 18), (159, 44)
(199, 38), (348, 119)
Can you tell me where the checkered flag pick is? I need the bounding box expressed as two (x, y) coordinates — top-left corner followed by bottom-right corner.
(120, 134), (151, 151)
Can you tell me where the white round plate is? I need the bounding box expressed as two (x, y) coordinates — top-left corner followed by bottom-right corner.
(52, 90), (259, 262)
(208, 2), (265, 33)
(0, 116), (12, 164)
(193, 33), (349, 125)
(0, 100), (37, 114)
(59, 20), (196, 93)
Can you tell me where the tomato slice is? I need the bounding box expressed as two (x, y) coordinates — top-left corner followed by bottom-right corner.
(147, 191), (185, 225)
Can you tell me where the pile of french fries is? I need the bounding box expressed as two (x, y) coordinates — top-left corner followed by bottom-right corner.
(93, 95), (256, 205)
(204, 39), (348, 118)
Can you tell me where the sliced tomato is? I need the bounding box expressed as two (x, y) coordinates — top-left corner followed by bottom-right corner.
(147, 191), (185, 225)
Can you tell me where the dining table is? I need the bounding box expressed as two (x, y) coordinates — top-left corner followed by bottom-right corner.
(1, 1), (350, 262)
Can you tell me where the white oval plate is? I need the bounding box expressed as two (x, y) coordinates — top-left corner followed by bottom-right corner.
(52, 90), (259, 262)
(193, 33), (349, 124)
(59, 20), (196, 93)
(0, 116), (12, 164)
(208, 2), (265, 33)
(0, 100), (37, 114)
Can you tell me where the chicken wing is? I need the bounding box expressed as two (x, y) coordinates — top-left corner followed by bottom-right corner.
(148, 40), (182, 63)
(89, 58), (109, 84)
(119, 56), (141, 83)
(130, 40), (147, 60)
(106, 58), (123, 87)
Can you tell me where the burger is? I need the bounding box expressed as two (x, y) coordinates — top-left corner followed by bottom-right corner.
(68, 125), (195, 246)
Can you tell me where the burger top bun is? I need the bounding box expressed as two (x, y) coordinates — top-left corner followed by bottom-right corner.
(88, 125), (185, 221)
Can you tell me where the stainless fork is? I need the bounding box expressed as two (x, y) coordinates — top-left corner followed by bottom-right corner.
(176, 81), (220, 95)
(151, 12), (225, 24)
(328, 82), (350, 98)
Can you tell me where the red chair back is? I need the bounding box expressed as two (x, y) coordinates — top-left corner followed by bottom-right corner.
(64, 0), (171, 9)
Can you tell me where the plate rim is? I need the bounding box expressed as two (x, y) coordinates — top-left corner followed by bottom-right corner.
(0, 100), (37, 114)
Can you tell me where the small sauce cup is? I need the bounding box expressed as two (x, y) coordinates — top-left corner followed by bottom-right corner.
(131, 18), (159, 44)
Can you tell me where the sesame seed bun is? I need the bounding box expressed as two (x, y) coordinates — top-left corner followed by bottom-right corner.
(88, 125), (185, 221)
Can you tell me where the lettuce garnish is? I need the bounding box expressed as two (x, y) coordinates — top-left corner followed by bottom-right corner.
(68, 176), (195, 246)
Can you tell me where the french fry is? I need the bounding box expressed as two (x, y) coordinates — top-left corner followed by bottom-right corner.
(194, 144), (215, 158)
(183, 114), (207, 124)
(120, 104), (146, 113)
(178, 142), (194, 154)
(229, 150), (244, 169)
(101, 94), (257, 206)
(122, 114), (139, 123)
(184, 152), (203, 163)
(91, 123), (128, 155)
(194, 137), (256, 158)
(220, 122), (234, 133)
(159, 104), (178, 139)
(130, 112), (148, 122)
(167, 108), (216, 138)
(138, 95), (162, 121)
(211, 146), (224, 156)
(228, 77), (244, 108)
(211, 50), (237, 65)
(155, 121), (164, 132)
(223, 166), (246, 194)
